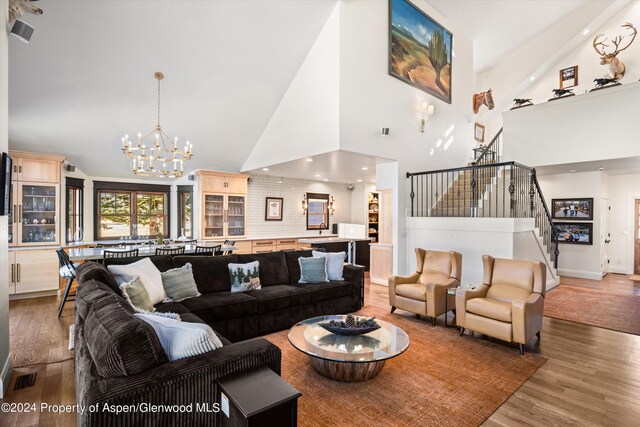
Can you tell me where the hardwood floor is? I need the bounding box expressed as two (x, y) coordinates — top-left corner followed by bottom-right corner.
(1, 274), (639, 426)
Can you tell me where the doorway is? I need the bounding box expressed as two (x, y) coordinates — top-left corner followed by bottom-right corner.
(600, 198), (610, 277)
(634, 199), (640, 275)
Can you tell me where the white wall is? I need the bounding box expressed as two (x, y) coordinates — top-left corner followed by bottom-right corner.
(0, 0), (11, 397)
(537, 171), (605, 280)
(503, 82), (640, 167)
(245, 173), (363, 238)
(406, 217), (558, 289)
(242, 4), (340, 171)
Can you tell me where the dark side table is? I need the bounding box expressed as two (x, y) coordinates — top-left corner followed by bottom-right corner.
(217, 367), (301, 427)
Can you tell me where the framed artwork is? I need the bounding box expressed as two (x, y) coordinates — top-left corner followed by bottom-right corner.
(265, 197), (283, 221)
(555, 222), (593, 245)
(389, 0), (453, 103)
(551, 198), (593, 220)
(474, 123), (485, 143)
(559, 65), (578, 89)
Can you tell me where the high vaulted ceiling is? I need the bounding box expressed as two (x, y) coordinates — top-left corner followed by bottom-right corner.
(9, 0), (336, 178)
(429, 0), (591, 72)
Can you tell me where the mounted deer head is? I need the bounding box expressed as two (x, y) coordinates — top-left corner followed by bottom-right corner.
(8, 0), (43, 27)
(592, 22), (637, 81)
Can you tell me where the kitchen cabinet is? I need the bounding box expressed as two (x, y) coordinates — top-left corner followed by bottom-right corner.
(199, 170), (249, 240)
(9, 249), (59, 295)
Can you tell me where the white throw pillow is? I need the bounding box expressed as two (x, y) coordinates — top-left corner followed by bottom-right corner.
(135, 313), (223, 361)
(108, 258), (166, 305)
(312, 250), (346, 281)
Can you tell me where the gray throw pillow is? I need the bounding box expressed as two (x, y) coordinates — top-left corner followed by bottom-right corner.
(298, 257), (329, 283)
(120, 276), (156, 313)
(161, 263), (201, 302)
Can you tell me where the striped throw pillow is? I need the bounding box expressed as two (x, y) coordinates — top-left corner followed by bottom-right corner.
(135, 313), (223, 361)
(298, 257), (329, 283)
(161, 263), (201, 302)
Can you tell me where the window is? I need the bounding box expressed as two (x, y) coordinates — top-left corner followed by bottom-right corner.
(65, 177), (84, 243)
(94, 182), (170, 240)
(306, 192), (329, 230)
(178, 185), (193, 238)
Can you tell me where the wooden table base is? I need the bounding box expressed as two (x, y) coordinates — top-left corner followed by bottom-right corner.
(309, 357), (386, 382)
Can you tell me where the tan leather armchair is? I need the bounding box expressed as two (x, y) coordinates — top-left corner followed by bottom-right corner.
(456, 255), (546, 355)
(388, 249), (462, 325)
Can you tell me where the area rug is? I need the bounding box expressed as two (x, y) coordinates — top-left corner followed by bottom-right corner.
(265, 306), (546, 427)
(544, 285), (640, 335)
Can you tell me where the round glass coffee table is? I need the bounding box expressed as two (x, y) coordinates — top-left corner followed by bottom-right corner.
(288, 315), (410, 382)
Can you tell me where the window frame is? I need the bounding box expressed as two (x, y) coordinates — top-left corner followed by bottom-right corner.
(65, 177), (84, 244)
(177, 185), (194, 238)
(93, 181), (171, 241)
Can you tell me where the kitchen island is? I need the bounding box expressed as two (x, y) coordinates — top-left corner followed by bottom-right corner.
(298, 237), (373, 270)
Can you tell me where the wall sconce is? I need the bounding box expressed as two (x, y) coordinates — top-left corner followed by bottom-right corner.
(420, 102), (435, 132)
(301, 194), (307, 215)
(328, 196), (336, 215)
(10, 20), (34, 43)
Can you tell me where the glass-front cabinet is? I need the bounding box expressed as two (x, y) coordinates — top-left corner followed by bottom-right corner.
(202, 194), (246, 239)
(13, 183), (60, 245)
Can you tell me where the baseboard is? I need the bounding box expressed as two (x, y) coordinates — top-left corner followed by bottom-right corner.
(557, 268), (603, 280)
(0, 354), (11, 399)
(546, 278), (559, 291)
(607, 266), (631, 275)
(9, 290), (57, 301)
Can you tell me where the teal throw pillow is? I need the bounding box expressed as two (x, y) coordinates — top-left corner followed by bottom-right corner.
(298, 257), (329, 283)
(228, 261), (261, 293)
(161, 263), (201, 302)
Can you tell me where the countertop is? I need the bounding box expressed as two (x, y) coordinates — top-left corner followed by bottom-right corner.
(297, 237), (374, 244)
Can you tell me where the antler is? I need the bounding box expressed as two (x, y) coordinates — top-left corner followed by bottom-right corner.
(611, 22), (637, 55)
(593, 34), (608, 56)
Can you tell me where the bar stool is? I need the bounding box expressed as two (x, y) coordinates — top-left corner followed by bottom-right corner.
(190, 245), (221, 256)
(223, 240), (236, 256)
(56, 247), (78, 317)
(155, 246), (186, 256)
(103, 248), (139, 260)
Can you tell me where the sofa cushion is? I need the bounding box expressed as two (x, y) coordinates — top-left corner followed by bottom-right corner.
(418, 272), (450, 286)
(238, 252), (288, 286)
(173, 255), (238, 293)
(293, 280), (353, 303)
(180, 292), (258, 323)
(298, 257), (328, 283)
(76, 279), (122, 320)
(486, 284), (532, 304)
(244, 285), (311, 314)
(154, 301), (191, 315)
(75, 262), (120, 294)
(395, 283), (426, 301)
(284, 250), (313, 283)
(84, 295), (168, 378)
(466, 298), (512, 323)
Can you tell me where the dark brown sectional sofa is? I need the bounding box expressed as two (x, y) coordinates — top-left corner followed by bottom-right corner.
(74, 249), (365, 426)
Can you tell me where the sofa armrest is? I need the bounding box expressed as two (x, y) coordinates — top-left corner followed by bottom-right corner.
(343, 264), (365, 305)
(388, 273), (421, 307)
(455, 284), (489, 328)
(425, 278), (459, 318)
(80, 338), (280, 425)
(512, 293), (544, 344)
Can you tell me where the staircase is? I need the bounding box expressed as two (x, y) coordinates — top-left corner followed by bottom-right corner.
(407, 128), (559, 274)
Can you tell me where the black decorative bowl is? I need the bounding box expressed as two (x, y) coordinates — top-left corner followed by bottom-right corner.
(318, 322), (381, 336)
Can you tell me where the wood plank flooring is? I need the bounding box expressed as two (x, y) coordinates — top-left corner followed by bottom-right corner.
(0, 274), (639, 426)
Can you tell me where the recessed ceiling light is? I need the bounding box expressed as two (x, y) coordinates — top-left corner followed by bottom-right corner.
(361, 167), (368, 171)
(582, 29), (590, 36)
(323, 178), (329, 182)
(569, 169), (577, 173)
(599, 167), (605, 171)
(315, 174), (321, 177)
(305, 158), (313, 162)
(529, 76), (536, 82)
(357, 179), (362, 182)
(262, 168), (269, 171)
(277, 180), (282, 184)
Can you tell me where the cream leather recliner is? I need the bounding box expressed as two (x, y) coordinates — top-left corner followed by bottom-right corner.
(456, 255), (546, 355)
(388, 249), (462, 326)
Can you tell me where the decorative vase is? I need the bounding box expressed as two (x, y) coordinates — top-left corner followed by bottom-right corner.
(74, 227), (84, 244)
(156, 234), (164, 246)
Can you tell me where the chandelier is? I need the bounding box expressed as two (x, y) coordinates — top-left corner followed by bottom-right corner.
(121, 72), (193, 178)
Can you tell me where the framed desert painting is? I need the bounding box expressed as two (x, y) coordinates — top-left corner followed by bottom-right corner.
(389, 0), (453, 103)
(551, 198), (593, 220)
